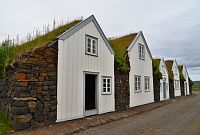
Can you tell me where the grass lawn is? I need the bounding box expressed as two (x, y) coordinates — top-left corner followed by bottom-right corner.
(192, 90), (200, 94)
(0, 111), (11, 134)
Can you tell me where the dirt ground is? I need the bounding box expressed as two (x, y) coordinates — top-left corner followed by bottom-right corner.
(12, 95), (197, 135)
(77, 94), (200, 135)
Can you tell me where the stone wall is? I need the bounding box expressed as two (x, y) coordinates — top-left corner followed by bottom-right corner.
(189, 83), (192, 95)
(180, 81), (185, 96)
(0, 41), (58, 130)
(153, 78), (160, 102)
(169, 80), (175, 98)
(114, 56), (130, 111)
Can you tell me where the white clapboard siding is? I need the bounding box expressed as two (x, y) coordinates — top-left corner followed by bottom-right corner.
(129, 33), (154, 107)
(172, 60), (181, 97)
(183, 65), (190, 95)
(159, 58), (170, 100)
(57, 20), (115, 122)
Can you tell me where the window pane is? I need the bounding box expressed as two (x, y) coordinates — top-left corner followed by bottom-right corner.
(88, 38), (91, 43)
(107, 79), (110, 83)
(103, 83), (106, 87)
(103, 79), (106, 83)
(87, 48), (91, 52)
(107, 83), (110, 88)
(103, 88), (106, 92)
(92, 49), (96, 54)
(107, 88), (110, 92)
(93, 39), (96, 45)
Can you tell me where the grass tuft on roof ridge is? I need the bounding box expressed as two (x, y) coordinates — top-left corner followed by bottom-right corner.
(109, 33), (137, 73)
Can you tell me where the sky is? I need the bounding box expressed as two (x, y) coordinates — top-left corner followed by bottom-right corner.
(0, 0), (200, 80)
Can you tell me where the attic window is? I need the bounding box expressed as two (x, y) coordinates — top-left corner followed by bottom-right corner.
(86, 35), (98, 56)
(139, 44), (145, 60)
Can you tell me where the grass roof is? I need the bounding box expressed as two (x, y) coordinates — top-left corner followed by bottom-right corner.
(13, 19), (81, 62)
(152, 59), (162, 79)
(165, 60), (174, 82)
(108, 33), (137, 73)
(0, 19), (81, 77)
(178, 65), (186, 82)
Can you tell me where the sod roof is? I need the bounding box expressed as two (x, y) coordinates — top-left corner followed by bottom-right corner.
(165, 60), (174, 81)
(152, 59), (161, 69)
(178, 65), (186, 81)
(108, 33), (137, 73)
(178, 65), (183, 73)
(13, 19), (81, 62)
(152, 59), (162, 79)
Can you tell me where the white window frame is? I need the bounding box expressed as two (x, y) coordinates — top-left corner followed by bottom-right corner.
(174, 80), (179, 89)
(139, 44), (145, 60)
(134, 75), (141, 92)
(85, 35), (98, 56)
(102, 77), (112, 95)
(144, 76), (150, 91)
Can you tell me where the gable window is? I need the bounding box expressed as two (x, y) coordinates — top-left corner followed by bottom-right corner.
(102, 77), (111, 94)
(86, 35), (98, 56)
(139, 44), (145, 60)
(134, 75), (141, 92)
(145, 76), (150, 91)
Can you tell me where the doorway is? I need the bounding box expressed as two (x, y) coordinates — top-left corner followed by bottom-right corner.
(163, 81), (166, 99)
(84, 74), (98, 116)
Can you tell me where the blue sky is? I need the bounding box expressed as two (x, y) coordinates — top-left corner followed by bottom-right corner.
(0, 0), (200, 80)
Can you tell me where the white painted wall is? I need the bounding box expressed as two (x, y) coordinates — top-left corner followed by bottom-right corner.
(172, 60), (181, 97)
(57, 21), (115, 122)
(159, 58), (169, 100)
(183, 65), (190, 95)
(129, 35), (154, 107)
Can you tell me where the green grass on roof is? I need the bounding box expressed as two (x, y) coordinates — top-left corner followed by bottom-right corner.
(13, 19), (81, 62)
(109, 33), (137, 73)
(178, 65), (186, 82)
(152, 59), (162, 79)
(0, 19), (81, 77)
(165, 60), (174, 82)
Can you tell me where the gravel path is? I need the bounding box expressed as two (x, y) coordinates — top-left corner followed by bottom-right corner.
(76, 94), (200, 135)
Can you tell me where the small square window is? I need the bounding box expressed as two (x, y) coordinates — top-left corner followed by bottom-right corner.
(102, 77), (112, 95)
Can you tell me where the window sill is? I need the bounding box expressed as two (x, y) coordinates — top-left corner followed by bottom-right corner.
(102, 93), (112, 95)
(134, 90), (141, 93)
(145, 90), (150, 92)
(139, 58), (145, 60)
(85, 52), (98, 57)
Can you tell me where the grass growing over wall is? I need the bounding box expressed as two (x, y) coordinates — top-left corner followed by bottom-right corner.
(165, 61), (174, 82)
(178, 66), (186, 82)
(0, 111), (11, 134)
(109, 33), (137, 73)
(0, 19), (81, 77)
(152, 59), (162, 80)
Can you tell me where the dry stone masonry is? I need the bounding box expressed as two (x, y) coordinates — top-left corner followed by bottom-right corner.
(0, 42), (58, 130)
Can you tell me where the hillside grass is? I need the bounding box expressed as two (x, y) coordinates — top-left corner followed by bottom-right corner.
(0, 111), (11, 134)
(109, 33), (137, 73)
